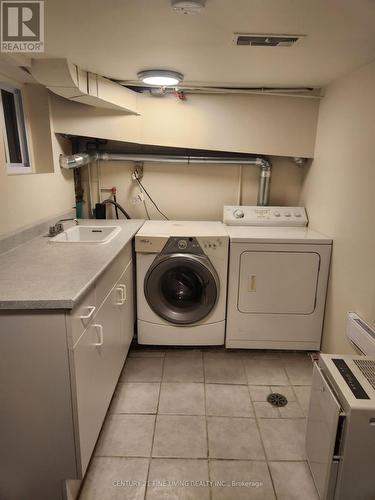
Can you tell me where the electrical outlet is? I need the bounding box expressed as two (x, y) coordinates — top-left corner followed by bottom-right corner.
(132, 162), (144, 181)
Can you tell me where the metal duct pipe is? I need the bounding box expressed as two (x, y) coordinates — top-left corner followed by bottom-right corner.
(59, 152), (272, 206)
(257, 163), (272, 206)
(60, 152), (269, 168)
(98, 153), (269, 166)
(59, 152), (96, 169)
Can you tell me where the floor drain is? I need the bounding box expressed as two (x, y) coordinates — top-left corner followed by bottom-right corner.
(267, 393), (288, 407)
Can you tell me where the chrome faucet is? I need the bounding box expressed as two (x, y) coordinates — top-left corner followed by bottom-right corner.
(48, 218), (78, 237)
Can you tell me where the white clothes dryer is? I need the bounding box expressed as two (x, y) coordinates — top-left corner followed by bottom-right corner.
(224, 206), (332, 350)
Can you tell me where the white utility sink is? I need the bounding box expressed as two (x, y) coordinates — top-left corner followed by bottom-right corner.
(49, 225), (121, 244)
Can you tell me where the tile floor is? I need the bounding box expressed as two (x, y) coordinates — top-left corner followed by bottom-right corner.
(79, 347), (318, 500)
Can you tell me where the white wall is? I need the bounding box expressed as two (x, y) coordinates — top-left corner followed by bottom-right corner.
(86, 157), (303, 221)
(137, 93), (319, 158)
(299, 60), (375, 354)
(0, 82), (74, 236)
(50, 91), (320, 158)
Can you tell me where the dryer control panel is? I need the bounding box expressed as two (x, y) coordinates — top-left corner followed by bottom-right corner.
(223, 206), (308, 226)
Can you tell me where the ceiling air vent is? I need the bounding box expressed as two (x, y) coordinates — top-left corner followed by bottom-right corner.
(233, 33), (305, 47)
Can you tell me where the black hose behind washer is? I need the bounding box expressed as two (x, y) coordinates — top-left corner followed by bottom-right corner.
(113, 193), (119, 219)
(103, 199), (131, 219)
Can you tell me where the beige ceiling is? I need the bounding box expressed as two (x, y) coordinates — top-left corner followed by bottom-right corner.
(38, 0), (375, 87)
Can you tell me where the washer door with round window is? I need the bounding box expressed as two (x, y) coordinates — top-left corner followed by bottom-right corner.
(144, 253), (219, 325)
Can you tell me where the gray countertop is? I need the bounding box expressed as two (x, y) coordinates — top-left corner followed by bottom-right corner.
(0, 219), (144, 311)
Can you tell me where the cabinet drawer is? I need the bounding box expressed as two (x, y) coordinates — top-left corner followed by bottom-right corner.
(96, 243), (132, 306)
(70, 285), (97, 346)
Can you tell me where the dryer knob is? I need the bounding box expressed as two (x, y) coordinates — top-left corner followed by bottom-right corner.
(233, 209), (245, 219)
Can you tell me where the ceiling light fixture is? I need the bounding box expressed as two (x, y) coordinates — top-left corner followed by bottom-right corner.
(171, 0), (206, 15)
(137, 70), (184, 86)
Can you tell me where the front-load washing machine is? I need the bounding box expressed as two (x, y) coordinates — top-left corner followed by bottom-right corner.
(224, 206), (332, 350)
(135, 221), (229, 345)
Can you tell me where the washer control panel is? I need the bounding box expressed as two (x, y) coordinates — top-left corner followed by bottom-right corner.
(160, 237), (227, 256)
(200, 238), (226, 250)
(223, 206), (308, 226)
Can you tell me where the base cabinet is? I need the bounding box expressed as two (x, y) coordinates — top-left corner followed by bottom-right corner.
(0, 243), (134, 500)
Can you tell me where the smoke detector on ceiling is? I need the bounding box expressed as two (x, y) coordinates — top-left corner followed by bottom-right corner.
(171, 0), (206, 15)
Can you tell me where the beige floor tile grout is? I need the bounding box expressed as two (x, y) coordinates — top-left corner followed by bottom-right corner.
(289, 385), (306, 415)
(144, 354), (165, 500)
(109, 409), (304, 420)
(157, 412), (207, 417)
(250, 383), (278, 499)
(118, 380), (162, 383)
(91, 453), (288, 462)
(202, 352), (213, 500)
(115, 381), (161, 385)
(208, 414), (259, 420)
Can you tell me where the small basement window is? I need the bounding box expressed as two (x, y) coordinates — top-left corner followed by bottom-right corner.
(0, 84), (31, 174)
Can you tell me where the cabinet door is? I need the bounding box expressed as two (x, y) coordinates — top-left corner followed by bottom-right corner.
(73, 287), (122, 476)
(115, 260), (134, 359)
